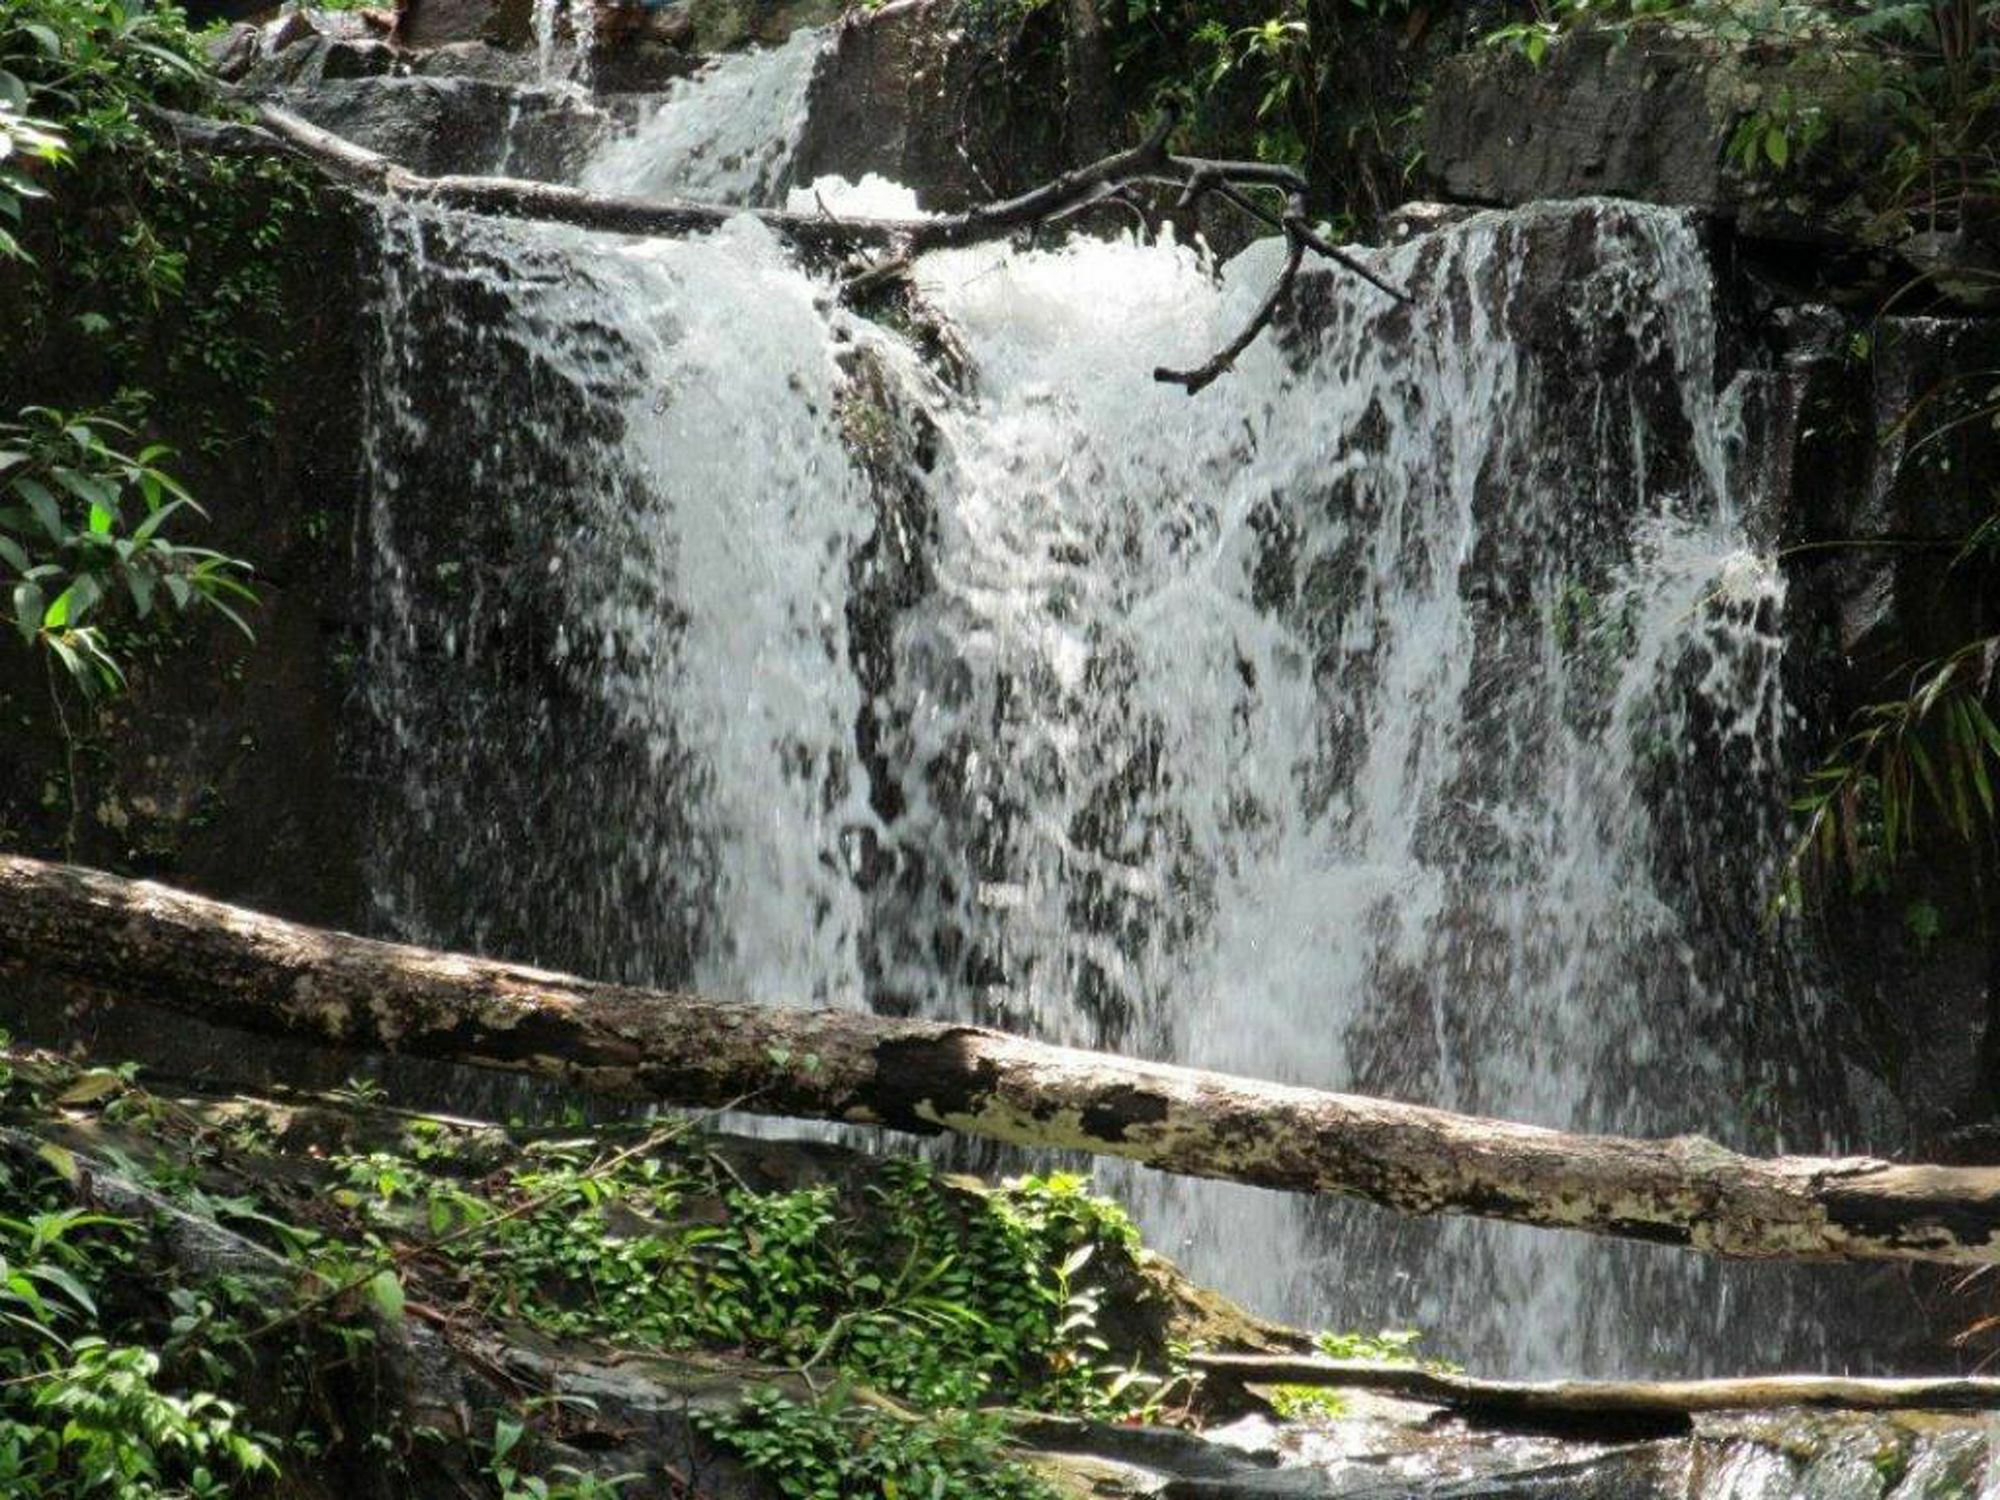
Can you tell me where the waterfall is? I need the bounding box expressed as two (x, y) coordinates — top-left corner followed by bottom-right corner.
(356, 57), (1884, 1376)
(580, 30), (826, 207)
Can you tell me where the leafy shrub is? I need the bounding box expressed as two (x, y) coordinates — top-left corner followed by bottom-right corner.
(0, 1136), (273, 1497)
(0, 405), (253, 694)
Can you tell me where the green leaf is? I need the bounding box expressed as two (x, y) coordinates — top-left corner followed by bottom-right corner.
(1764, 126), (1789, 169)
(492, 1415), (524, 1464)
(26, 1263), (95, 1317)
(12, 477), (61, 542)
(10, 579), (41, 643)
(367, 1269), (405, 1322)
(34, 1142), (77, 1184)
(131, 495), (188, 543)
(39, 582), (70, 629)
(55, 1070), (125, 1105)
(51, 466), (115, 512)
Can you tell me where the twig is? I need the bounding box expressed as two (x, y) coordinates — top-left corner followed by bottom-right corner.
(1156, 193), (1309, 395)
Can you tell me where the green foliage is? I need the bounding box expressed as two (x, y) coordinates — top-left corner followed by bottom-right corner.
(0, 101), (67, 262)
(1264, 1329), (1442, 1421)
(693, 1387), (1053, 1500)
(1085, 0), (1428, 220)
(1781, 635), (2000, 905)
(0, 0), (207, 157)
(0, 405), (254, 695)
(0, 1041), (1430, 1500)
(485, 1415), (640, 1500)
(308, 1141), (1167, 1500)
(0, 0), (266, 721)
(1312, 1326), (1431, 1362)
(1725, 80), (1830, 175)
(331, 1142), (1157, 1418)
(0, 1086), (274, 1497)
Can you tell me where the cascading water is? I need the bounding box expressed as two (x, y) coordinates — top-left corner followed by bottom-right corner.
(357, 55), (1889, 1377)
(580, 30), (825, 206)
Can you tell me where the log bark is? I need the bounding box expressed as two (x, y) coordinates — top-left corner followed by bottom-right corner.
(1188, 1354), (2000, 1422)
(5, 853), (2000, 1265)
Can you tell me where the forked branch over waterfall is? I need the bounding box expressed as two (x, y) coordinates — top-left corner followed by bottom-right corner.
(247, 102), (1406, 393)
(7, 853), (2000, 1267)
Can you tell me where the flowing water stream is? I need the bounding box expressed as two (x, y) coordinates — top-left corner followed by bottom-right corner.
(356, 35), (1886, 1378)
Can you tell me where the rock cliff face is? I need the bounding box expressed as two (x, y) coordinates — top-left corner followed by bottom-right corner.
(1409, 25), (2000, 1154)
(1424, 30), (1890, 247)
(789, 0), (1067, 209)
(0, 128), (373, 928)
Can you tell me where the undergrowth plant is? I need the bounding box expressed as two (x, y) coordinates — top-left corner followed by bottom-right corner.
(0, 1042), (275, 1498)
(0, 405), (253, 696)
(1780, 634), (2000, 906)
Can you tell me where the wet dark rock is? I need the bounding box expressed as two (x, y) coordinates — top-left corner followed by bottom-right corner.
(204, 21), (261, 78)
(791, 0), (1069, 210)
(267, 75), (614, 180)
(1382, 201), (1482, 245)
(1751, 306), (2000, 1158)
(405, 38), (543, 83)
(587, 35), (701, 92)
(684, 0), (842, 53)
(230, 32), (402, 86)
(400, 0), (513, 47)
(0, 144), (372, 930)
(1423, 29), (1888, 248)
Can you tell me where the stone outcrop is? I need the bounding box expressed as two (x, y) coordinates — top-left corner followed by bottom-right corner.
(1424, 28), (1888, 248)
(790, 0), (1069, 210)
(274, 75), (614, 179)
(0, 128), (374, 931)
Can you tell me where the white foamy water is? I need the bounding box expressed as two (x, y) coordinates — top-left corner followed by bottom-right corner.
(580, 29), (825, 206)
(529, 0), (593, 85)
(786, 172), (929, 220)
(359, 27), (1887, 1371)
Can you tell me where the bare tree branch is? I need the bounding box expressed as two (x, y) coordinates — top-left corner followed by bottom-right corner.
(242, 102), (1408, 392)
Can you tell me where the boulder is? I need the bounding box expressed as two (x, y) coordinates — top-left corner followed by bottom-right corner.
(1423, 27), (1888, 247)
(790, 0), (1067, 211)
(684, 0), (842, 54)
(266, 75), (614, 179)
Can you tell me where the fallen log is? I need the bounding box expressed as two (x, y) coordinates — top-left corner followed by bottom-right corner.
(1188, 1354), (2000, 1424)
(4, 853), (2000, 1265)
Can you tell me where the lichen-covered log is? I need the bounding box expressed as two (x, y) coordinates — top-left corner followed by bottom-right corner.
(1188, 1354), (2000, 1424)
(5, 853), (2000, 1264)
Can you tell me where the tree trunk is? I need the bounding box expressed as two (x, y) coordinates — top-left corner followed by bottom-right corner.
(3, 853), (1998, 1265)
